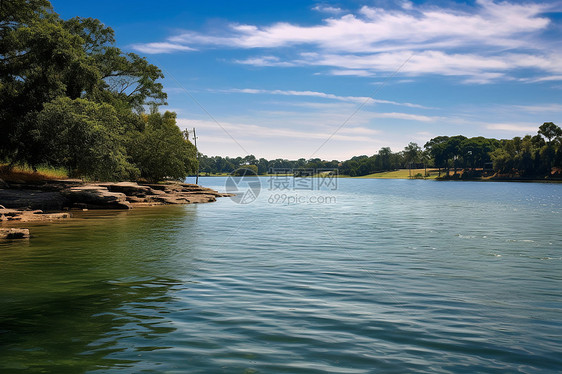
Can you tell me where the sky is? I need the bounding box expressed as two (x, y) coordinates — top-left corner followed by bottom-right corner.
(51, 0), (562, 160)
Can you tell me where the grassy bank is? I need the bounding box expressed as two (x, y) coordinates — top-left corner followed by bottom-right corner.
(353, 168), (440, 179)
(0, 164), (68, 183)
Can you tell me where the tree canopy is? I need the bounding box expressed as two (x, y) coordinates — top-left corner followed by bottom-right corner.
(0, 0), (197, 181)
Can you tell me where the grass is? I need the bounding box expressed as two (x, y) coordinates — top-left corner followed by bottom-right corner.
(0, 164), (68, 183)
(202, 169), (440, 180)
(354, 168), (440, 179)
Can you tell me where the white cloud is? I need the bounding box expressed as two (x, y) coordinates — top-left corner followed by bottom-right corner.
(328, 69), (375, 77)
(370, 112), (435, 122)
(522, 75), (562, 83)
(509, 104), (562, 113)
(130, 42), (195, 54)
(312, 5), (343, 14)
(165, 1), (549, 52)
(216, 88), (430, 108)
(131, 1), (560, 83)
(486, 123), (539, 132)
(233, 55), (296, 67)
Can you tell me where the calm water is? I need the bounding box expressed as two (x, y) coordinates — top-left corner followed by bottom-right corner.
(1, 178), (561, 373)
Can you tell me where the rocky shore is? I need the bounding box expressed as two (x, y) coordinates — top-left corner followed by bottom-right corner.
(0, 179), (232, 239)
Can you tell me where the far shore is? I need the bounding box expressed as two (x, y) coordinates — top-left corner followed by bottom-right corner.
(196, 168), (562, 182)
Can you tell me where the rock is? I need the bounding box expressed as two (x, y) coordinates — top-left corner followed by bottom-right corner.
(62, 185), (131, 209)
(134, 182), (221, 205)
(1, 179), (229, 212)
(124, 195), (146, 203)
(98, 182), (153, 197)
(147, 195), (188, 204)
(188, 195), (217, 203)
(0, 189), (68, 210)
(143, 184), (167, 191)
(0, 208), (70, 222)
(39, 212), (71, 220)
(0, 228), (30, 240)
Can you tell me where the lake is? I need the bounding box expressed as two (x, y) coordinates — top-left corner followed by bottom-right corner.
(1, 177), (561, 373)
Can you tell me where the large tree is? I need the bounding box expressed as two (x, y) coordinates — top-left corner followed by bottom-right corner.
(0, 1), (167, 167)
(35, 97), (138, 180)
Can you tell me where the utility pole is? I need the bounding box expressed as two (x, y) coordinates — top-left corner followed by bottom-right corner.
(193, 127), (200, 185)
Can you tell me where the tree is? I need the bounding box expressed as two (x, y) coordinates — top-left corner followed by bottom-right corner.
(0, 4), (166, 167)
(421, 149), (430, 177)
(35, 97), (138, 180)
(378, 147), (392, 171)
(404, 142), (421, 178)
(424, 136), (449, 176)
(538, 122), (562, 144)
(243, 154), (257, 165)
(460, 137), (497, 170)
(130, 111), (197, 182)
(1, 4), (92, 164)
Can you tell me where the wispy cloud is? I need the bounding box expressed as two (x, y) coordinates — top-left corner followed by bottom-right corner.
(486, 123), (539, 133)
(327, 69), (375, 77)
(177, 118), (380, 142)
(508, 104), (562, 113)
(132, 0), (561, 83)
(312, 5), (343, 14)
(130, 42), (195, 54)
(215, 88), (431, 108)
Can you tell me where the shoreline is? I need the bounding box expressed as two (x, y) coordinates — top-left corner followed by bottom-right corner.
(0, 180), (233, 240)
(196, 169), (562, 183)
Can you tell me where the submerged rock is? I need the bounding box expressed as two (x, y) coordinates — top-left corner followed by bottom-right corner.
(0, 228), (30, 240)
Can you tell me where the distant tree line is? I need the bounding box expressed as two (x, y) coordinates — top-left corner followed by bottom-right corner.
(198, 155), (340, 175)
(200, 123), (562, 179)
(0, 0), (197, 181)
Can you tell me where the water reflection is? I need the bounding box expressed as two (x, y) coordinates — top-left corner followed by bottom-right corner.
(0, 205), (199, 373)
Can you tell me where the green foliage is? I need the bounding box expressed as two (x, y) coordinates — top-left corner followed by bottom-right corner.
(489, 124), (561, 177)
(231, 165), (258, 176)
(538, 122), (562, 143)
(0, 1), (167, 173)
(35, 97), (138, 180)
(404, 142), (421, 164)
(129, 111), (197, 182)
(0, 1), (193, 182)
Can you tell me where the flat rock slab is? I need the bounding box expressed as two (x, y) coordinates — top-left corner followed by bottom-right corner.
(0, 189), (68, 210)
(62, 186), (131, 209)
(0, 228), (30, 240)
(98, 182), (153, 197)
(0, 208), (70, 222)
(1, 181), (229, 211)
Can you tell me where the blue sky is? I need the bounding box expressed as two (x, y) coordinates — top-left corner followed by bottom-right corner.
(51, 0), (562, 160)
